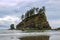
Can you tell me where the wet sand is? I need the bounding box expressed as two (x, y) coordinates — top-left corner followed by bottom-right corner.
(20, 36), (49, 40)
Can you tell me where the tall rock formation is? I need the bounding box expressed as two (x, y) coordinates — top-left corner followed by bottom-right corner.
(16, 7), (51, 30)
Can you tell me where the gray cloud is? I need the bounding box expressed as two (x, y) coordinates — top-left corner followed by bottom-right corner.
(0, 0), (60, 29)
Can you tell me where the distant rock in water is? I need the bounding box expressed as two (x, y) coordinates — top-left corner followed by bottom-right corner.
(55, 28), (60, 30)
(16, 6), (51, 30)
(10, 24), (15, 30)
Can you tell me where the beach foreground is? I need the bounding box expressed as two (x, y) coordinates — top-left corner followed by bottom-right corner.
(20, 36), (49, 40)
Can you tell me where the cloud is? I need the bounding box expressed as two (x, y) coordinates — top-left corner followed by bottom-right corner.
(0, 0), (39, 7)
(0, 0), (60, 29)
(0, 16), (19, 21)
(0, 16), (20, 28)
(0, 0), (20, 7)
(46, 0), (60, 4)
(49, 19), (60, 29)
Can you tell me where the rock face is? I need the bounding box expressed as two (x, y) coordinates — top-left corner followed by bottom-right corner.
(16, 13), (51, 30)
(16, 7), (51, 30)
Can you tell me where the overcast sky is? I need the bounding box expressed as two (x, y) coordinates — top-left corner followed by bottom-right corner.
(0, 0), (60, 29)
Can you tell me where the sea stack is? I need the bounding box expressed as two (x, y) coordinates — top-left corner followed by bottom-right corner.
(16, 6), (51, 30)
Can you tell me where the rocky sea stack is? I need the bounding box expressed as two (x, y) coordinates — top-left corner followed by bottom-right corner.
(16, 6), (51, 30)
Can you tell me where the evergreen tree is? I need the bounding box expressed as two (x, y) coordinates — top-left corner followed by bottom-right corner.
(35, 8), (39, 13)
(21, 14), (24, 20)
(38, 8), (43, 14)
(25, 7), (35, 18)
(38, 6), (45, 14)
(29, 8), (34, 16)
(25, 11), (30, 18)
(42, 6), (45, 12)
(29, 7), (36, 16)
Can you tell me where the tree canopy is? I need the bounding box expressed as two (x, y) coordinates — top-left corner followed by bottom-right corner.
(21, 6), (45, 20)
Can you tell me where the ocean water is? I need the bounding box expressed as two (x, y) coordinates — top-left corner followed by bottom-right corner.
(0, 29), (60, 40)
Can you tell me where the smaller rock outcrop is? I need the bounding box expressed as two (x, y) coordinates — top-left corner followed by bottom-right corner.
(10, 24), (15, 30)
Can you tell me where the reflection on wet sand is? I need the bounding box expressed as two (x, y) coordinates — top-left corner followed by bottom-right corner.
(20, 36), (49, 40)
